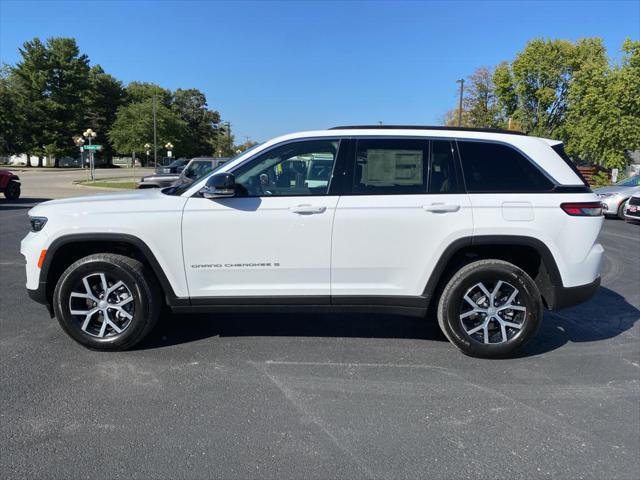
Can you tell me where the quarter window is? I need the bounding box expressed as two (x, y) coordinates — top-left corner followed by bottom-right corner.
(233, 140), (339, 196)
(353, 139), (428, 194)
(458, 141), (554, 192)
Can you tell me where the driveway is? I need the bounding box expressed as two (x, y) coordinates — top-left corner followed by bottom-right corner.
(0, 198), (638, 479)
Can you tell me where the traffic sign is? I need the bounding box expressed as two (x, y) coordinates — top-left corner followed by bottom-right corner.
(83, 145), (102, 151)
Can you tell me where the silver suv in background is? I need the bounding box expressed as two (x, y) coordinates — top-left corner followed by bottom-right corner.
(595, 175), (640, 219)
(139, 157), (227, 189)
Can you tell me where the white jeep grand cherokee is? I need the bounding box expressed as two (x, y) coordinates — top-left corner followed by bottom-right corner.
(21, 126), (604, 358)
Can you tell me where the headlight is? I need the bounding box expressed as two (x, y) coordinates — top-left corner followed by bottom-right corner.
(30, 216), (48, 232)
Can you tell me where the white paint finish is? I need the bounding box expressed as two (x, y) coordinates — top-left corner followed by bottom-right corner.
(24, 189), (190, 296)
(470, 193), (604, 287)
(182, 196), (339, 297)
(331, 194), (473, 296)
(501, 202), (535, 221)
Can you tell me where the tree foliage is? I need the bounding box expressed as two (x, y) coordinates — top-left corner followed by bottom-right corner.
(446, 38), (640, 169)
(1, 36), (249, 165)
(108, 100), (187, 160)
(565, 39), (640, 169)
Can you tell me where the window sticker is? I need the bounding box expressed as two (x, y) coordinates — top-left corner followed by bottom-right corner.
(362, 149), (423, 186)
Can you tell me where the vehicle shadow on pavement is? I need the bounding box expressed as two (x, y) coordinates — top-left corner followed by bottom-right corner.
(138, 310), (448, 350)
(517, 286), (639, 357)
(0, 198), (51, 211)
(138, 287), (638, 356)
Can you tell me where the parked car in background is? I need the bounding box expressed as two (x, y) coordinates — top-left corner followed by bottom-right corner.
(0, 170), (21, 199)
(139, 157), (227, 189)
(595, 175), (640, 219)
(623, 194), (640, 223)
(157, 159), (188, 175)
(171, 157), (228, 187)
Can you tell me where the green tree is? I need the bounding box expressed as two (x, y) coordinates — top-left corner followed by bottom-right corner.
(108, 100), (187, 162)
(84, 65), (126, 165)
(443, 67), (504, 129)
(0, 66), (22, 155)
(10, 37), (91, 166)
(125, 82), (172, 105)
(493, 38), (607, 138)
(565, 39), (640, 169)
(171, 88), (220, 157)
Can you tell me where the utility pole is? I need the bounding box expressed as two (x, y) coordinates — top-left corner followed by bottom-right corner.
(226, 121), (232, 153)
(152, 95), (158, 167)
(456, 79), (465, 127)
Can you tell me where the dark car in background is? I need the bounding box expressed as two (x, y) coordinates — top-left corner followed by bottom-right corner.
(0, 170), (21, 199)
(156, 158), (188, 175)
(139, 157), (227, 189)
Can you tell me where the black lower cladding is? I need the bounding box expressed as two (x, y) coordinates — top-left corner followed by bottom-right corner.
(550, 276), (601, 310)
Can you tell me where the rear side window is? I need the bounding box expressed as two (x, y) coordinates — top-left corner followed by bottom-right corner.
(430, 140), (462, 193)
(353, 139), (428, 194)
(458, 141), (554, 192)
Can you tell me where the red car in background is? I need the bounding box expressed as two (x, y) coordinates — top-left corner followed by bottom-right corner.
(0, 170), (21, 199)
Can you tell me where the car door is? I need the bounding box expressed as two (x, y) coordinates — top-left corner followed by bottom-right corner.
(331, 138), (473, 302)
(182, 138), (343, 300)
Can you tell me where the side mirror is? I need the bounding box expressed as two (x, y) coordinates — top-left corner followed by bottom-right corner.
(200, 172), (236, 199)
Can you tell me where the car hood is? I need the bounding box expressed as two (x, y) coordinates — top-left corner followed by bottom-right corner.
(594, 186), (629, 195)
(28, 188), (178, 217)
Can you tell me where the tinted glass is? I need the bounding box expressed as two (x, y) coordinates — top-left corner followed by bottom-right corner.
(458, 141), (554, 192)
(233, 139), (339, 196)
(430, 140), (461, 193)
(353, 139), (428, 194)
(617, 176), (640, 187)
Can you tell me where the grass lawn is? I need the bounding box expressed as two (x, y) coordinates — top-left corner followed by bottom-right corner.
(77, 180), (138, 189)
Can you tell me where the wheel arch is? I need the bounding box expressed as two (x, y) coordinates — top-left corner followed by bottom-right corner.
(41, 233), (186, 307)
(423, 235), (563, 310)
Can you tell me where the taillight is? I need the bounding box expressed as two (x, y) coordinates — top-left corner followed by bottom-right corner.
(560, 202), (604, 216)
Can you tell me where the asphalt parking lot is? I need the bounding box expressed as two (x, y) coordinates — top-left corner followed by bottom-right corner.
(1, 195), (639, 479)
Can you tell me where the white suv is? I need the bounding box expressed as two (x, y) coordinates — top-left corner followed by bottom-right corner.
(21, 126), (604, 358)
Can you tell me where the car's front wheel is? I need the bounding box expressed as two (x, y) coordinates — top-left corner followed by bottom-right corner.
(437, 259), (542, 358)
(53, 253), (160, 350)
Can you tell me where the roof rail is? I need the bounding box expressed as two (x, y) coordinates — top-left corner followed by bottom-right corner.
(328, 125), (527, 136)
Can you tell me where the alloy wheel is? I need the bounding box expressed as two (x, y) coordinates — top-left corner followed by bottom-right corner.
(459, 280), (527, 344)
(68, 272), (135, 338)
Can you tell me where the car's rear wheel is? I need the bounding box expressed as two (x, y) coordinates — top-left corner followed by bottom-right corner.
(437, 259), (542, 358)
(4, 181), (20, 200)
(53, 253), (160, 350)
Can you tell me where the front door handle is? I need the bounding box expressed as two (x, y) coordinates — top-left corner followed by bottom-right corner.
(422, 203), (461, 213)
(289, 204), (326, 214)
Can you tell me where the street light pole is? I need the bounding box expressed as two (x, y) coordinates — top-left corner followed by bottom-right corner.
(456, 79), (465, 127)
(83, 128), (97, 181)
(153, 96), (158, 167)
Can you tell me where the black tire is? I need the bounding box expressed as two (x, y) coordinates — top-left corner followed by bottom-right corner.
(437, 259), (542, 358)
(617, 201), (628, 220)
(4, 181), (20, 200)
(53, 253), (161, 350)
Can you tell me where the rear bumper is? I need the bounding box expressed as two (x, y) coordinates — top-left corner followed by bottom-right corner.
(548, 276), (601, 311)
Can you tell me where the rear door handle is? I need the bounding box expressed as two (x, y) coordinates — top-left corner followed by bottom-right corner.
(422, 203), (461, 213)
(289, 204), (326, 214)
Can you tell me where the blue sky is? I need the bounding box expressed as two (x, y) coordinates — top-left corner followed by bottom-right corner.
(1, 0), (638, 142)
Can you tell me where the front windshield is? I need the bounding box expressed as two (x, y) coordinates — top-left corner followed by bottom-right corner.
(616, 175), (640, 187)
(183, 160), (214, 179)
(164, 143), (263, 196)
